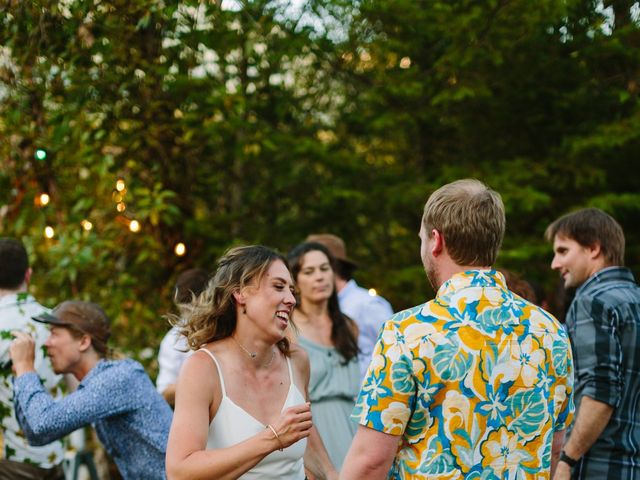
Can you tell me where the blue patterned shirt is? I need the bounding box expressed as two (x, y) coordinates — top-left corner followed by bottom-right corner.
(565, 267), (640, 479)
(14, 359), (172, 479)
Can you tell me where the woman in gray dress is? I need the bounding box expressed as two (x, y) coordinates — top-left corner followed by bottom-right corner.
(287, 242), (360, 471)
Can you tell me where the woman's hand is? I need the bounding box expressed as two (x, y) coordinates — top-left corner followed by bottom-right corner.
(268, 402), (313, 450)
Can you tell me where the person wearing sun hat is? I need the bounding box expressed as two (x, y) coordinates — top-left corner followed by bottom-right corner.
(9, 300), (172, 480)
(306, 233), (393, 379)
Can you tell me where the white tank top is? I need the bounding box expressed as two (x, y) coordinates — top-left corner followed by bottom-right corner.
(200, 349), (307, 479)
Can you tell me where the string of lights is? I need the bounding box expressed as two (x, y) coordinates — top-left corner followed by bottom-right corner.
(34, 175), (187, 258)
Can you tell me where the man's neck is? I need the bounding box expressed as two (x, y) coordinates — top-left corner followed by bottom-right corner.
(0, 285), (27, 299)
(71, 354), (101, 381)
(335, 276), (348, 293)
(588, 259), (612, 280)
(435, 262), (492, 290)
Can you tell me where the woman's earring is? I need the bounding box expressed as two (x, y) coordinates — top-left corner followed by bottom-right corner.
(242, 305), (247, 314)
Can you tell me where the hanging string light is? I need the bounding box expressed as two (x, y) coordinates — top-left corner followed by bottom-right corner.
(39, 193), (50, 206)
(129, 220), (140, 232)
(34, 148), (47, 161)
(116, 202), (126, 212)
(80, 220), (93, 231)
(44, 226), (55, 239)
(116, 179), (126, 192)
(368, 288), (377, 297)
(174, 242), (186, 256)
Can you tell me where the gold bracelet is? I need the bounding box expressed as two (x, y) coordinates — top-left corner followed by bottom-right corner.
(266, 424), (284, 452)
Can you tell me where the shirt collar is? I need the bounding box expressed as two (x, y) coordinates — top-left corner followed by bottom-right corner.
(338, 279), (359, 301)
(576, 266), (635, 295)
(436, 269), (506, 298)
(79, 359), (109, 387)
(0, 292), (35, 309)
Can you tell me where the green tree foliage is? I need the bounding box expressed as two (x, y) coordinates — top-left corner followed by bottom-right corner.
(1, 0), (638, 371)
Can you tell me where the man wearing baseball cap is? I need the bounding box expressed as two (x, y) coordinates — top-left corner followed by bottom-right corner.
(306, 234), (393, 379)
(9, 300), (172, 480)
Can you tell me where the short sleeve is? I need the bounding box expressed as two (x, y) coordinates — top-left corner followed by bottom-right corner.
(351, 320), (415, 435)
(552, 327), (575, 431)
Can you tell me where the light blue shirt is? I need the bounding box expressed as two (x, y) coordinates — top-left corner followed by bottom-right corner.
(338, 279), (393, 378)
(14, 358), (172, 480)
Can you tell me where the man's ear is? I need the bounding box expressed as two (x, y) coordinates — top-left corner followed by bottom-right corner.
(588, 242), (603, 260)
(431, 229), (444, 257)
(23, 267), (32, 286)
(78, 334), (93, 353)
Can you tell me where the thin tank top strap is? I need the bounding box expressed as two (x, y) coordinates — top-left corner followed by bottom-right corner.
(197, 348), (227, 397)
(286, 356), (295, 388)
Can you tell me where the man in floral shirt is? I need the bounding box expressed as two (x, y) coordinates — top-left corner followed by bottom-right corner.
(341, 179), (574, 480)
(0, 238), (65, 479)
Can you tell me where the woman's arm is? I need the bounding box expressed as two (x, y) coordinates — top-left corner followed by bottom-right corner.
(165, 350), (312, 480)
(291, 345), (339, 480)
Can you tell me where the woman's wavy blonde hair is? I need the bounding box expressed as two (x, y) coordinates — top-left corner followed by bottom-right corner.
(173, 245), (292, 356)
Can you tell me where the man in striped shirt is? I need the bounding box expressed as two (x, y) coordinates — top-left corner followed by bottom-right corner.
(547, 208), (640, 480)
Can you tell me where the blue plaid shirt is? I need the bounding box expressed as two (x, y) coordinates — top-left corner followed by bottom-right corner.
(565, 267), (640, 479)
(14, 359), (172, 480)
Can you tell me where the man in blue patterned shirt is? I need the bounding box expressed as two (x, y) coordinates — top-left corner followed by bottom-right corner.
(547, 208), (640, 479)
(9, 300), (172, 480)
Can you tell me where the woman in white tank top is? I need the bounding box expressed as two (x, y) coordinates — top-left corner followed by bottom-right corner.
(165, 246), (338, 480)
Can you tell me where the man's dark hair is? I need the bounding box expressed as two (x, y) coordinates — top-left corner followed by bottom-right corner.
(545, 208), (625, 266)
(0, 238), (29, 290)
(174, 268), (210, 305)
(333, 260), (356, 281)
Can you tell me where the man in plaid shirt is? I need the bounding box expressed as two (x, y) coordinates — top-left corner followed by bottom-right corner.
(547, 208), (640, 480)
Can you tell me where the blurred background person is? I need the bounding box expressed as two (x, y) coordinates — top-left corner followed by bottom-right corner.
(0, 238), (66, 480)
(499, 268), (537, 304)
(288, 241), (360, 471)
(157, 268), (210, 406)
(10, 300), (172, 480)
(166, 245), (337, 479)
(306, 234), (393, 379)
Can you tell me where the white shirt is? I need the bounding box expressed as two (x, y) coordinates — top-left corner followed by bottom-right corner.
(0, 293), (65, 468)
(156, 326), (191, 394)
(338, 280), (393, 379)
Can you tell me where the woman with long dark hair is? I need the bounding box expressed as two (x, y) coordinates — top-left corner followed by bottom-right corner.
(287, 242), (360, 470)
(165, 245), (337, 480)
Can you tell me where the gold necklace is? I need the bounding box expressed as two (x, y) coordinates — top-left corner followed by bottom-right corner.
(232, 336), (257, 358)
(232, 336), (276, 368)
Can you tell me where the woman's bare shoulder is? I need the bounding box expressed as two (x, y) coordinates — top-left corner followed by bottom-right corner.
(288, 342), (308, 361)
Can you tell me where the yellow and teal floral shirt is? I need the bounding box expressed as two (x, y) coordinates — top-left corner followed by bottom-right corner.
(352, 270), (574, 479)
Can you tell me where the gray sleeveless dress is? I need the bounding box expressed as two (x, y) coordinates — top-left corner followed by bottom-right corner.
(298, 336), (360, 470)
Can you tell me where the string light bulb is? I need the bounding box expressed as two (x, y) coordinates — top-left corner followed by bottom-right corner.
(116, 202), (126, 212)
(39, 193), (50, 206)
(368, 288), (377, 297)
(116, 179), (126, 192)
(81, 220), (93, 231)
(129, 220), (140, 232)
(34, 149), (47, 161)
(44, 226), (55, 239)
(174, 242), (186, 256)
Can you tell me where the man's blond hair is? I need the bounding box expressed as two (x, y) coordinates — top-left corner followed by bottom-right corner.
(422, 179), (505, 266)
